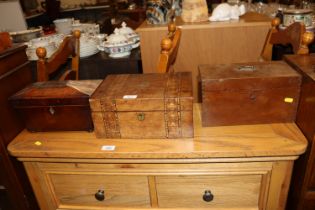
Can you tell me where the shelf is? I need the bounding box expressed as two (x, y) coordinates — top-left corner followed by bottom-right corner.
(25, 12), (44, 19)
(61, 4), (111, 12)
(118, 8), (146, 14)
(83, 5), (111, 10)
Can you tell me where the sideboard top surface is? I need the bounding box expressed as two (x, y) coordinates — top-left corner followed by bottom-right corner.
(8, 104), (307, 160)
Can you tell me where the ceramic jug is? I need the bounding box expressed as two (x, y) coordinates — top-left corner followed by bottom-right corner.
(181, 0), (208, 22)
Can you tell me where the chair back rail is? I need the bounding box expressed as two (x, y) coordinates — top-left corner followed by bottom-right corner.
(261, 18), (314, 61)
(36, 30), (80, 81)
(157, 22), (182, 73)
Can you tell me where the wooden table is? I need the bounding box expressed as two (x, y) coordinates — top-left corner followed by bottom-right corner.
(29, 48), (142, 81)
(8, 104), (307, 210)
(79, 48), (142, 80)
(136, 12), (271, 101)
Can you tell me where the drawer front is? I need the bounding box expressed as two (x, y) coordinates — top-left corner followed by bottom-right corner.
(156, 174), (262, 208)
(0, 49), (28, 76)
(25, 162), (272, 210)
(49, 174), (151, 207)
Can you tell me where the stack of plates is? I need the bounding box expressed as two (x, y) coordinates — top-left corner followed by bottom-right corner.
(72, 23), (100, 35)
(80, 36), (99, 58)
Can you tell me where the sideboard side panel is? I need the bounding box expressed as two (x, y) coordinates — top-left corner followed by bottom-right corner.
(267, 161), (294, 210)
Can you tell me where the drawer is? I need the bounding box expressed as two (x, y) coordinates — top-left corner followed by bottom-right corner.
(156, 174), (262, 208)
(48, 174), (151, 208)
(26, 162), (273, 210)
(0, 48), (28, 77)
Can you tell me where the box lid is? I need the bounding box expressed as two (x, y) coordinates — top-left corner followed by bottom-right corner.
(199, 61), (301, 91)
(90, 72), (193, 112)
(10, 80), (101, 107)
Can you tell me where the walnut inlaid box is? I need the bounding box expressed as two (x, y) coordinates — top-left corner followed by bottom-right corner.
(89, 72), (194, 139)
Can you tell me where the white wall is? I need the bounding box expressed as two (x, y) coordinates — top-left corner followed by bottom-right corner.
(0, 0), (27, 31)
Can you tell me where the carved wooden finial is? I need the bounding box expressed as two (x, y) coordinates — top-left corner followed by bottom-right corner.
(73, 30), (81, 39)
(168, 22), (176, 34)
(161, 37), (172, 54)
(271, 18), (281, 28)
(302, 31), (314, 46)
(36, 47), (47, 59)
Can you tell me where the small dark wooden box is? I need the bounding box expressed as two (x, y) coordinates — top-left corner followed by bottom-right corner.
(9, 81), (99, 132)
(199, 61), (301, 126)
(89, 72), (194, 139)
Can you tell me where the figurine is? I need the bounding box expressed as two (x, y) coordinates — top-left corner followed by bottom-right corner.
(209, 3), (246, 22)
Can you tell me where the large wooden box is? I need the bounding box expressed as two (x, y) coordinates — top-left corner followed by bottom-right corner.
(10, 80), (101, 132)
(199, 61), (301, 126)
(89, 72), (194, 139)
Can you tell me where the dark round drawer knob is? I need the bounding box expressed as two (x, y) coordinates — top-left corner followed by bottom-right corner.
(203, 190), (214, 202)
(95, 190), (105, 201)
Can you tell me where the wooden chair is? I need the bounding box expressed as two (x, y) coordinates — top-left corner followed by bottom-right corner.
(36, 30), (81, 81)
(157, 22), (182, 73)
(261, 18), (314, 61)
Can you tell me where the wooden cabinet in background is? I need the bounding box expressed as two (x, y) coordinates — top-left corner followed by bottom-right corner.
(284, 54), (315, 210)
(79, 49), (142, 79)
(0, 45), (38, 210)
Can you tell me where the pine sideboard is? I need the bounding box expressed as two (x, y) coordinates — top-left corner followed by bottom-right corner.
(8, 104), (307, 210)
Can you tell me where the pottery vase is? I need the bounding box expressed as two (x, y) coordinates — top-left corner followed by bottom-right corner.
(181, 0), (209, 22)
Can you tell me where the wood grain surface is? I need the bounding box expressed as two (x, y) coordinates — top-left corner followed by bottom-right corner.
(8, 104), (307, 159)
(283, 54), (315, 210)
(199, 61), (301, 126)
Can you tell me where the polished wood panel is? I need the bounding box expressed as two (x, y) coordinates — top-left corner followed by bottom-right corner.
(9, 81), (95, 132)
(0, 45), (27, 76)
(0, 44), (38, 210)
(283, 54), (315, 210)
(199, 61), (301, 126)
